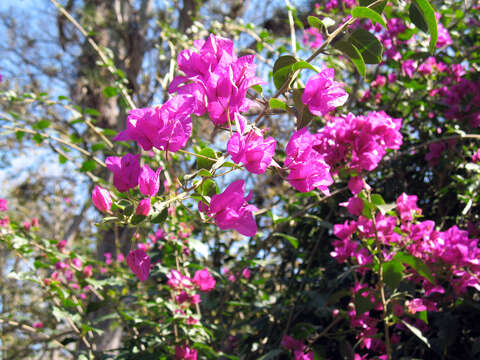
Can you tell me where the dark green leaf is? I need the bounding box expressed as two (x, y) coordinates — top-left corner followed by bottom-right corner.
(394, 252), (435, 284)
(409, 0), (438, 52)
(196, 147), (217, 170)
(359, 0), (386, 13)
(151, 207), (168, 224)
(355, 292), (374, 314)
(382, 259), (405, 290)
(352, 7), (387, 28)
(273, 232), (299, 249)
(131, 214), (146, 225)
(333, 40), (366, 76)
(348, 28), (383, 64)
(272, 55), (297, 89)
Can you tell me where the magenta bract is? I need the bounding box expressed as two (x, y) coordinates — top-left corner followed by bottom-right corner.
(105, 153), (141, 192)
(126, 249), (151, 282)
(302, 68), (348, 117)
(91, 186), (112, 213)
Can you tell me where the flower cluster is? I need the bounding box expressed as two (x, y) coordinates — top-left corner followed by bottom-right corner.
(313, 111), (403, 173)
(331, 192), (480, 357)
(199, 180), (257, 237)
(169, 34), (262, 126)
(281, 335), (314, 360)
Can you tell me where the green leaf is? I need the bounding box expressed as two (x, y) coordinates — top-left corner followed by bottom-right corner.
(91, 143), (106, 152)
(272, 55), (297, 90)
(269, 98), (287, 110)
(273, 232), (299, 249)
(34, 260), (50, 269)
(382, 259), (405, 290)
(196, 147), (217, 170)
(33, 133), (44, 144)
(333, 40), (366, 76)
(103, 86), (118, 98)
(352, 7), (387, 27)
(15, 131), (25, 141)
(291, 61), (320, 73)
(292, 89), (314, 129)
(370, 194), (385, 205)
(33, 120), (51, 130)
(58, 154), (68, 164)
(307, 16), (324, 30)
(198, 169), (213, 177)
(80, 159), (96, 172)
(355, 292), (374, 314)
(151, 207), (168, 224)
(409, 0), (438, 52)
(359, 0), (386, 13)
(131, 214), (146, 225)
(348, 28), (383, 64)
(394, 252), (435, 284)
(84, 108), (100, 116)
(197, 179), (217, 197)
(401, 320), (431, 348)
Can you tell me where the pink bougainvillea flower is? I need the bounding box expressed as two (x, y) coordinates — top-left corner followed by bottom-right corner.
(126, 249), (150, 282)
(402, 59), (416, 78)
(167, 270), (193, 290)
(301, 68), (348, 117)
(242, 267), (251, 279)
(136, 198), (151, 216)
(32, 322), (43, 329)
(138, 165), (161, 196)
(153, 95), (194, 152)
(406, 298), (427, 314)
(294, 350), (314, 360)
(0, 198), (7, 212)
(436, 23), (452, 48)
(425, 142), (446, 167)
(170, 33), (262, 126)
(106, 153), (141, 192)
(302, 27), (323, 49)
(175, 345), (198, 360)
(82, 265), (93, 278)
(114, 107), (161, 151)
(227, 130), (276, 174)
(72, 258), (82, 268)
(281, 335), (305, 352)
(348, 176), (365, 195)
(193, 268), (216, 292)
(285, 127), (333, 194)
(91, 186), (112, 213)
(472, 148), (480, 163)
(203, 180), (258, 237)
(114, 96), (194, 153)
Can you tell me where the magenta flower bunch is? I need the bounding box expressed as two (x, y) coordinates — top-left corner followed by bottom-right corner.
(199, 180), (258, 237)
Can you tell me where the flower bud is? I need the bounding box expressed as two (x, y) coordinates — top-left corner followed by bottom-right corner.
(136, 198), (151, 216)
(92, 186), (112, 213)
